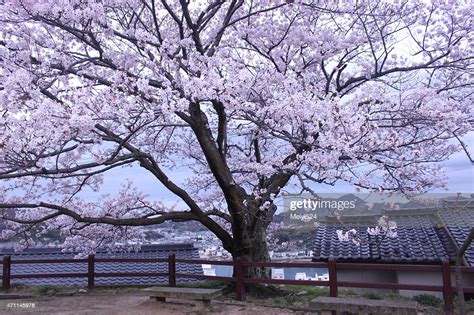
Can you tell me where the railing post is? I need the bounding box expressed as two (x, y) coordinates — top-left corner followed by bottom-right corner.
(234, 257), (245, 301)
(328, 257), (338, 297)
(168, 254), (176, 287)
(441, 260), (454, 315)
(87, 254), (95, 289)
(2, 256), (11, 290)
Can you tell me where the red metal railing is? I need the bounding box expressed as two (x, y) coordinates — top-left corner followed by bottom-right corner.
(1, 255), (474, 314)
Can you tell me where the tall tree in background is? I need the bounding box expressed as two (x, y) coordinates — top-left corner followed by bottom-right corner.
(0, 1), (472, 275)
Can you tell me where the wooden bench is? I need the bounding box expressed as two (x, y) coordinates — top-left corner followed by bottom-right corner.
(142, 286), (223, 306)
(310, 296), (418, 315)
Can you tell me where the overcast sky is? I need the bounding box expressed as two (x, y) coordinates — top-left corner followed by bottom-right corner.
(90, 133), (473, 207)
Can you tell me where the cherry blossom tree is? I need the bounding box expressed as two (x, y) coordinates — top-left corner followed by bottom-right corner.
(0, 0), (472, 276)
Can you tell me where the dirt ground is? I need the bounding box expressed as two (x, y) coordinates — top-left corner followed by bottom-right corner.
(0, 293), (314, 315)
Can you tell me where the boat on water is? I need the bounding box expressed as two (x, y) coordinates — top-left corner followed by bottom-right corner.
(295, 272), (308, 280)
(272, 268), (285, 279)
(315, 272), (329, 281)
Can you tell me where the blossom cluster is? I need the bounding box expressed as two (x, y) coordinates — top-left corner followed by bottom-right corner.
(0, 0), (471, 253)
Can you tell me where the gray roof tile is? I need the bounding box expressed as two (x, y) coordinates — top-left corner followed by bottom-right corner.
(313, 207), (474, 265)
(0, 243), (202, 286)
(438, 207), (474, 266)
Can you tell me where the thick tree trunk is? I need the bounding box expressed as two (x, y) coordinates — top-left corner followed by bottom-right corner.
(455, 257), (466, 315)
(232, 228), (271, 279)
(455, 228), (474, 315)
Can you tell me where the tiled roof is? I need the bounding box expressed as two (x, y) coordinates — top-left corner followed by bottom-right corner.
(438, 207), (474, 266)
(0, 243), (202, 286)
(312, 207), (474, 265)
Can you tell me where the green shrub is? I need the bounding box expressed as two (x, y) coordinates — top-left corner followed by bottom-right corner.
(412, 294), (442, 306)
(35, 285), (59, 296)
(384, 293), (408, 301)
(177, 280), (227, 289)
(273, 294), (305, 306)
(273, 296), (286, 305)
(285, 285), (328, 297)
(339, 289), (357, 296)
(362, 292), (383, 300)
(465, 299), (474, 311)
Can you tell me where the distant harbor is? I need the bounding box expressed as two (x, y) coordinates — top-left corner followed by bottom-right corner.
(202, 264), (328, 281)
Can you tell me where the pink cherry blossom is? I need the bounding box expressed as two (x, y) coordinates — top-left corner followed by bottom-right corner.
(0, 1), (472, 262)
